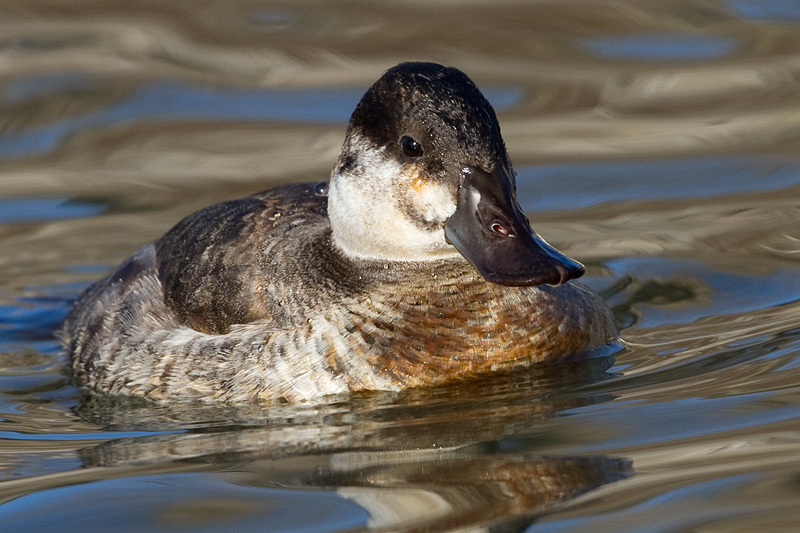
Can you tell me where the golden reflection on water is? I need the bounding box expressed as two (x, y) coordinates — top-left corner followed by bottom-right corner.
(2, 0), (800, 530)
(75, 362), (627, 530)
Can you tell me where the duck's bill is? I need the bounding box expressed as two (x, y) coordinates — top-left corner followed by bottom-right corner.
(444, 164), (585, 287)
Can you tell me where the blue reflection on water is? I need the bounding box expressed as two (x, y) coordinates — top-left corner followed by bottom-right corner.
(529, 473), (760, 532)
(605, 257), (800, 329)
(0, 430), (182, 441)
(0, 473), (368, 533)
(582, 34), (737, 60)
(0, 78), (521, 159)
(728, 0), (800, 22)
(0, 82), (363, 159)
(518, 157), (800, 211)
(3, 73), (96, 103)
(0, 198), (105, 224)
(561, 393), (800, 451)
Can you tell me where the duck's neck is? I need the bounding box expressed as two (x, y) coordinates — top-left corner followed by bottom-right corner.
(284, 230), (615, 390)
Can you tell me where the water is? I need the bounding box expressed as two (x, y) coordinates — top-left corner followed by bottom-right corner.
(2, 1), (800, 530)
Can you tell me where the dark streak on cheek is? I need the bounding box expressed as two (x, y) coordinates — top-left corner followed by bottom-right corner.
(426, 158), (446, 176)
(337, 155), (356, 174)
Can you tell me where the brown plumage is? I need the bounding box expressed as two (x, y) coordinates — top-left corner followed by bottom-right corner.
(62, 63), (618, 403)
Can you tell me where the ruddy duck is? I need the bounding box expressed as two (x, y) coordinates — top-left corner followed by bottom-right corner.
(62, 62), (618, 402)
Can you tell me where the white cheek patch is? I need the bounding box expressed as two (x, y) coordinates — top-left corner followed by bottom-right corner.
(328, 140), (463, 262)
(412, 178), (457, 223)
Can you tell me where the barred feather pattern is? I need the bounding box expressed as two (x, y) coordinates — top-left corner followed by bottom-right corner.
(63, 184), (617, 403)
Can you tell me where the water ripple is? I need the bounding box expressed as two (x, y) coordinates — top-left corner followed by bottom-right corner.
(582, 34), (738, 61)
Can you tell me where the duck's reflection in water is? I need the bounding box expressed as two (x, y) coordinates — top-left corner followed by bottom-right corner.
(76, 352), (630, 531)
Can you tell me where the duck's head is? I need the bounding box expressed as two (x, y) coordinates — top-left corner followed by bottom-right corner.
(328, 62), (584, 287)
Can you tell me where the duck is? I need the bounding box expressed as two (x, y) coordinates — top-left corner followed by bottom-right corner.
(61, 62), (618, 403)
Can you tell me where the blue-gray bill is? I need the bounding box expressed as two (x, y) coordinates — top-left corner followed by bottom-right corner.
(445, 164), (584, 287)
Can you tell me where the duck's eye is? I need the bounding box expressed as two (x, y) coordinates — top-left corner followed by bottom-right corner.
(401, 136), (424, 158)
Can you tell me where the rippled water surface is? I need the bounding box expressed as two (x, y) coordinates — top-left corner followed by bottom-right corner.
(2, 1), (800, 531)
